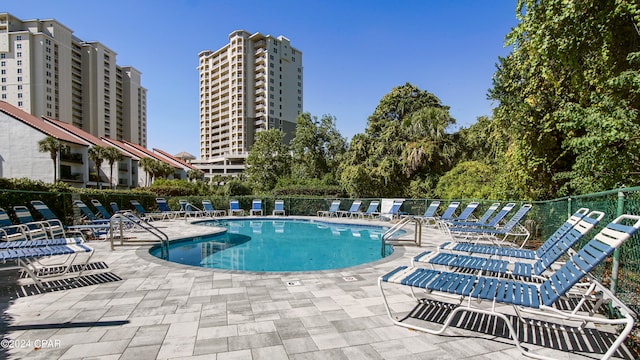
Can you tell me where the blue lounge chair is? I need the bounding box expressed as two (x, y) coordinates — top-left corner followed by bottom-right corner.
(90, 199), (112, 219)
(446, 203), (533, 246)
(414, 209), (602, 279)
(338, 200), (362, 217)
(380, 200), (404, 220)
(30, 200), (107, 239)
(317, 200), (341, 217)
(179, 200), (205, 218)
(272, 200), (286, 216)
(11, 206), (51, 241)
(130, 200), (168, 221)
(450, 202), (514, 229)
(447, 202), (479, 223)
(202, 200), (226, 217)
(414, 200), (441, 224)
(0, 237), (95, 291)
(379, 214), (640, 360)
(73, 200), (110, 225)
(249, 199), (263, 216)
(0, 207), (30, 242)
(156, 198), (182, 219)
(229, 199), (245, 216)
(448, 202), (500, 227)
(357, 201), (380, 219)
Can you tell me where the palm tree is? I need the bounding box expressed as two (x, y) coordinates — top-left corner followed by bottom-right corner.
(88, 145), (108, 189)
(37, 136), (69, 182)
(139, 157), (155, 186)
(103, 146), (123, 189)
(187, 169), (204, 182)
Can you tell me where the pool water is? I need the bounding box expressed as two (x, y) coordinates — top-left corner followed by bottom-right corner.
(150, 219), (394, 272)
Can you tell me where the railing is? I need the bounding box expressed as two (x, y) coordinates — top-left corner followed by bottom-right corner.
(381, 216), (422, 256)
(109, 213), (169, 258)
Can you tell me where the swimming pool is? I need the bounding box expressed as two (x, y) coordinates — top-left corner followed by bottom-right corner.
(149, 219), (394, 272)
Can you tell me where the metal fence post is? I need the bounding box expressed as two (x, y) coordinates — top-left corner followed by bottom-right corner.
(567, 197), (572, 219)
(610, 191), (625, 294)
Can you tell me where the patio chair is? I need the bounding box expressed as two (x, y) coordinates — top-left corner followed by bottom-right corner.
(414, 209), (602, 279)
(11, 206), (51, 241)
(0, 207), (30, 242)
(130, 199), (169, 221)
(446, 202), (479, 223)
(357, 201), (380, 219)
(73, 200), (110, 225)
(413, 200), (441, 224)
(202, 200), (226, 217)
(450, 202), (513, 228)
(338, 200), (362, 217)
(317, 200), (341, 217)
(272, 200), (286, 216)
(249, 199), (263, 216)
(381, 200), (404, 220)
(156, 198), (182, 219)
(0, 237), (95, 291)
(444, 203), (533, 246)
(30, 200), (107, 239)
(379, 214), (640, 360)
(179, 200), (206, 218)
(229, 199), (245, 216)
(90, 199), (113, 219)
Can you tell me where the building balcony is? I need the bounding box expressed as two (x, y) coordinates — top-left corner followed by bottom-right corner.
(60, 152), (84, 164)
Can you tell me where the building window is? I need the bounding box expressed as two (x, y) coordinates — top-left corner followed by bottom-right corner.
(16, 52), (22, 58)
(17, 68), (22, 74)
(17, 101), (22, 107)
(0, 61), (4, 67)
(17, 85), (21, 90)
(16, 44), (22, 49)
(16, 35), (22, 41)
(16, 60), (21, 66)
(17, 93), (22, 98)
(0, 54), (5, 59)
(1, 70), (5, 75)
(1, 78), (5, 83)
(1, 94), (5, 99)
(17, 76), (22, 82)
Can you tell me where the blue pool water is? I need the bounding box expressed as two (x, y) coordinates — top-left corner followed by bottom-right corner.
(149, 219), (394, 272)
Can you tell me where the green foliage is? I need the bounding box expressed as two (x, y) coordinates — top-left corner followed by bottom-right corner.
(224, 179), (253, 196)
(340, 83), (457, 197)
(290, 113), (347, 181)
(273, 176), (345, 197)
(489, 0), (640, 199)
(435, 161), (500, 200)
(245, 129), (291, 192)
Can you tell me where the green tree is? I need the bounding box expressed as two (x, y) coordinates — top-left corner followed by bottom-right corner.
(37, 136), (69, 182)
(103, 146), (123, 189)
(489, 0), (640, 198)
(340, 83), (456, 197)
(435, 161), (500, 200)
(139, 157), (155, 186)
(246, 129), (291, 192)
(88, 145), (108, 189)
(290, 112), (347, 181)
(187, 168), (204, 182)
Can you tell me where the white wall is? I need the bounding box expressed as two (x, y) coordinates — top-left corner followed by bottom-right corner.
(0, 112), (55, 182)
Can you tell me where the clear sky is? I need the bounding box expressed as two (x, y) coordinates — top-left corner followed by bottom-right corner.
(4, 0), (518, 157)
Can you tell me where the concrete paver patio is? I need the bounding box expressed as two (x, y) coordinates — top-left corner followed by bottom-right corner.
(0, 217), (635, 359)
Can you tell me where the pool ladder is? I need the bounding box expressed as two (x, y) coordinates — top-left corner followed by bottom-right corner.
(109, 213), (170, 258)
(381, 216), (422, 256)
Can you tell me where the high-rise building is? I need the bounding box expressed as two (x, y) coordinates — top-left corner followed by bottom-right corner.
(0, 12), (147, 146)
(194, 30), (303, 177)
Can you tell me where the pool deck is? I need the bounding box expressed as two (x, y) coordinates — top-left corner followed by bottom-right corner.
(0, 216), (636, 359)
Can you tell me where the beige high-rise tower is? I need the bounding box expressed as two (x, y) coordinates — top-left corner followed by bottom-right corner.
(195, 30), (303, 176)
(0, 12), (147, 146)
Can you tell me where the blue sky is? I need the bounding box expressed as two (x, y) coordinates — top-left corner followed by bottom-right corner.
(4, 1), (518, 157)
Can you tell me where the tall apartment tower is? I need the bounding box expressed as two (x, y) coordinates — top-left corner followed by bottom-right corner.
(0, 13), (147, 146)
(195, 30), (303, 176)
